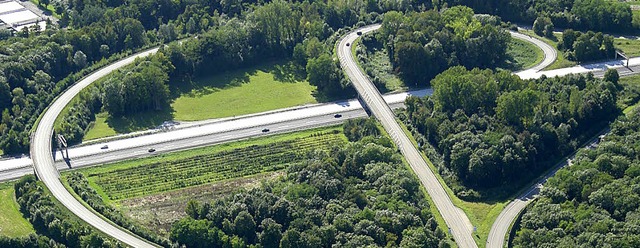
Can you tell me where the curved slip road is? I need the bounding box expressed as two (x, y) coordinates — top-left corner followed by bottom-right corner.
(31, 47), (160, 248)
(338, 25), (477, 248)
(509, 31), (557, 73)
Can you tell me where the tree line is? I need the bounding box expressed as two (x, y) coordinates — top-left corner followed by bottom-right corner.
(376, 7), (510, 87)
(169, 119), (448, 247)
(403, 67), (620, 200)
(440, 0), (636, 32)
(513, 109), (640, 247)
(11, 175), (122, 247)
(5, 0), (442, 152)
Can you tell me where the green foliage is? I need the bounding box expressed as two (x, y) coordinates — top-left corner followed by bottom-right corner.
(66, 172), (171, 247)
(440, 0), (634, 32)
(379, 9), (510, 86)
(405, 68), (619, 197)
(559, 30), (616, 62)
(88, 131), (345, 200)
(343, 118), (380, 142)
(170, 136), (445, 247)
(13, 175), (118, 247)
(513, 109), (640, 247)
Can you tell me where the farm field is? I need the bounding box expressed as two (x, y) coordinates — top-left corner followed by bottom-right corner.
(77, 126), (346, 201)
(0, 183), (34, 237)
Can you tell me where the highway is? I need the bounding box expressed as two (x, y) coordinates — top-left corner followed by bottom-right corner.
(339, 25), (477, 248)
(18, 21), (640, 248)
(1, 94), (426, 181)
(30, 47), (161, 247)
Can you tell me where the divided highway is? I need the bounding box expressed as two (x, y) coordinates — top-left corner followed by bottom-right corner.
(31, 48), (160, 247)
(22, 21), (640, 248)
(338, 25), (477, 248)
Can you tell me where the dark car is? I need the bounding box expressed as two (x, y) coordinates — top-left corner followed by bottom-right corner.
(101, 145), (109, 149)
(148, 148), (156, 153)
(356, 31), (362, 35)
(262, 128), (270, 133)
(346, 43), (350, 46)
(334, 114), (342, 118)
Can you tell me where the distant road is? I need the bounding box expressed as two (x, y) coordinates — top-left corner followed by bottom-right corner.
(31, 47), (160, 247)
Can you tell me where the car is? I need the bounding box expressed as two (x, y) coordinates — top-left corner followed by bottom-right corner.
(262, 128), (270, 133)
(101, 145), (109, 149)
(334, 114), (342, 118)
(356, 31), (362, 35)
(346, 43), (350, 46)
(148, 148), (156, 153)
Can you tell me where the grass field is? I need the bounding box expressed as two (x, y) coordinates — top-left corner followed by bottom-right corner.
(0, 183), (35, 237)
(505, 38), (545, 71)
(170, 62), (317, 121)
(82, 62), (317, 141)
(615, 38), (640, 57)
(77, 126), (346, 202)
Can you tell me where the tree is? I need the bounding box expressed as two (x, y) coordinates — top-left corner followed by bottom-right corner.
(73, 50), (87, 69)
(306, 54), (343, 96)
(604, 68), (619, 85)
(234, 211), (256, 242)
(259, 218), (282, 248)
(185, 200), (200, 219)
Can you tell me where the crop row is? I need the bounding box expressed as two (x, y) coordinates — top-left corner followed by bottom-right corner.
(89, 132), (344, 200)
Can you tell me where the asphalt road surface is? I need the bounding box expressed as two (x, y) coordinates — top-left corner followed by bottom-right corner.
(31, 47), (160, 248)
(2, 101), (413, 182)
(20, 22), (640, 248)
(509, 30), (557, 73)
(339, 25), (477, 248)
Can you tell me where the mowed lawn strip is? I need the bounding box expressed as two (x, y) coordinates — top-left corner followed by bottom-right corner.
(171, 64), (317, 121)
(0, 183), (35, 237)
(74, 126), (346, 202)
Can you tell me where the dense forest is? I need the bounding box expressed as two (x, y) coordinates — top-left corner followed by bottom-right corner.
(402, 67), (620, 199)
(375, 7), (510, 86)
(169, 119), (447, 247)
(1, 0), (436, 154)
(440, 0), (636, 32)
(513, 109), (640, 247)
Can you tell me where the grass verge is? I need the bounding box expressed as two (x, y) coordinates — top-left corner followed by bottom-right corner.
(621, 74), (640, 114)
(0, 182), (34, 237)
(28, 0), (61, 19)
(520, 30), (577, 70)
(615, 38), (640, 57)
(506, 38), (544, 71)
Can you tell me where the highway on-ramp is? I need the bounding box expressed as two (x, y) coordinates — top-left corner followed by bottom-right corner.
(31, 48), (160, 247)
(339, 25), (477, 248)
